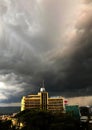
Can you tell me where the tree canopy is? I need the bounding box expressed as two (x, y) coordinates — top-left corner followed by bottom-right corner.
(15, 109), (80, 130)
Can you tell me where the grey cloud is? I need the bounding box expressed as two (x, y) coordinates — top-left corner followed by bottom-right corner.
(83, 0), (92, 4)
(0, 0), (92, 104)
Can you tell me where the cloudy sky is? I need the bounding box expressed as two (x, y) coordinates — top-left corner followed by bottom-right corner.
(0, 0), (92, 106)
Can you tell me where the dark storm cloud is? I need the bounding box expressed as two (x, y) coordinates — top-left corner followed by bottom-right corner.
(64, 4), (92, 96)
(0, 0), (66, 102)
(35, 1), (92, 97)
(0, 0), (92, 104)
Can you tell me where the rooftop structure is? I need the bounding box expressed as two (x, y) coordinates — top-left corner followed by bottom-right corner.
(21, 83), (64, 112)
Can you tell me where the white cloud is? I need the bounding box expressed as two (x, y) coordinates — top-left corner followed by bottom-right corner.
(0, 102), (20, 107)
(68, 96), (92, 106)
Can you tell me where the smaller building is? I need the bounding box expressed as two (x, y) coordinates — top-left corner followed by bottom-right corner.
(21, 84), (64, 112)
(65, 105), (80, 119)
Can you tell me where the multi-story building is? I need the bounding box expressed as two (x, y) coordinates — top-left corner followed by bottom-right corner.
(21, 85), (64, 112)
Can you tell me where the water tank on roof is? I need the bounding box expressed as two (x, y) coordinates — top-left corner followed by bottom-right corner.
(40, 87), (45, 92)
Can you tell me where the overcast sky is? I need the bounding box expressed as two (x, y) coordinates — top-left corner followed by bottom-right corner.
(0, 0), (92, 106)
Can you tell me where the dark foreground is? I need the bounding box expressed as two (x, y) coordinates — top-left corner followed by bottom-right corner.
(0, 109), (92, 130)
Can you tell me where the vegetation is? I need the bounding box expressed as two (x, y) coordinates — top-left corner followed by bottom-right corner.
(1, 109), (90, 130)
(0, 120), (12, 130)
(14, 109), (80, 130)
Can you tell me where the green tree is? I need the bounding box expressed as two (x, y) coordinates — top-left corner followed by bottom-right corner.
(15, 110), (80, 130)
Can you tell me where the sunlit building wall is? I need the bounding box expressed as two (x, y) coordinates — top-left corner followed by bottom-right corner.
(21, 86), (64, 112)
(48, 97), (64, 112)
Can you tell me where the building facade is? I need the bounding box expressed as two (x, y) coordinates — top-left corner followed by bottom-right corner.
(21, 86), (64, 112)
